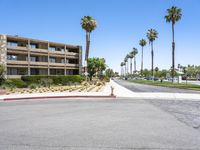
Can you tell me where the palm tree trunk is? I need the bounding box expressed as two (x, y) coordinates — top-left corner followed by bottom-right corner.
(130, 58), (132, 75)
(127, 60), (129, 75)
(85, 32), (90, 63)
(141, 46), (143, 76)
(124, 65), (126, 77)
(151, 42), (154, 78)
(134, 56), (136, 73)
(85, 32), (90, 81)
(172, 22), (175, 83)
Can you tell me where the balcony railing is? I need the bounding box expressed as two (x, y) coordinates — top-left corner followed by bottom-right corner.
(30, 61), (48, 66)
(7, 60), (28, 65)
(7, 46), (27, 51)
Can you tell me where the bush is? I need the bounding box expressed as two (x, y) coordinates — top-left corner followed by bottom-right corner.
(0, 77), (5, 86)
(21, 75), (83, 85)
(40, 78), (53, 87)
(99, 75), (110, 82)
(28, 83), (38, 89)
(3, 79), (27, 88)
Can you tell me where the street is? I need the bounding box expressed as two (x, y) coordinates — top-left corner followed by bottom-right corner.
(0, 98), (200, 150)
(114, 78), (200, 93)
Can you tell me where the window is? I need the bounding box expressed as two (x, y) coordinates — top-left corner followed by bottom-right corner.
(61, 59), (65, 63)
(49, 47), (56, 51)
(49, 57), (56, 63)
(30, 56), (36, 62)
(7, 55), (17, 60)
(7, 41), (18, 46)
(57, 47), (64, 52)
(8, 68), (17, 75)
(30, 44), (38, 49)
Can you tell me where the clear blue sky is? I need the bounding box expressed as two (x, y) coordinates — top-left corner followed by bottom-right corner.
(1, 0), (200, 73)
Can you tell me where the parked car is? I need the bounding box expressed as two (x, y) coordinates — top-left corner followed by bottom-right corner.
(167, 77), (178, 82)
(144, 77), (159, 81)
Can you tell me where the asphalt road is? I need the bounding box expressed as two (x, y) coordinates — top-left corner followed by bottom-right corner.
(114, 78), (200, 93)
(0, 98), (200, 150)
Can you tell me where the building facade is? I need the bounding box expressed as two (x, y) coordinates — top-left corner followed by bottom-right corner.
(0, 34), (82, 78)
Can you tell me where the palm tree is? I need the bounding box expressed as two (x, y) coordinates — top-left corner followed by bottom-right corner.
(147, 29), (158, 78)
(81, 16), (97, 76)
(155, 67), (159, 77)
(125, 54), (130, 75)
(165, 6), (182, 83)
(124, 57), (128, 76)
(139, 39), (147, 76)
(132, 48), (138, 73)
(129, 52), (134, 75)
(120, 62), (124, 76)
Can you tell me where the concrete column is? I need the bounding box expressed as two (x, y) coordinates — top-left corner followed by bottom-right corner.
(64, 45), (66, 75)
(27, 39), (30, 76)
(78, 46), (82, 75)
(0, 34), (7, 78)
(47, 42), (50, 75)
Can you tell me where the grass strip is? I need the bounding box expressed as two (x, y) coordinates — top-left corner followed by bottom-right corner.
(128, 80), (200, 91)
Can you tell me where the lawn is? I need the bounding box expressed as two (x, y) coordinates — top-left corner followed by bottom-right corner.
(128, 79), (200, 91)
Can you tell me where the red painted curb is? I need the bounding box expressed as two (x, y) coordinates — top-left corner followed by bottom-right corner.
(3, 95), (116, 101)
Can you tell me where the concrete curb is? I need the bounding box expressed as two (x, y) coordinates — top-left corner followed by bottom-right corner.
(3, 95), (116, 101)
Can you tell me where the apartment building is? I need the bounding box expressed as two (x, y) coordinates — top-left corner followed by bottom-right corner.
(0, 34), (82, 78)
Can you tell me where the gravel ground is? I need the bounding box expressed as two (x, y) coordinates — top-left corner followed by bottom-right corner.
(147, 99), (200, 131)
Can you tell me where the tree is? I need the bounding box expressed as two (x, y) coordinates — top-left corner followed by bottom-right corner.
(155, 67), (159, 77)
(124, 55), (129, 76)
(165, 6), (182, 83)
(139, 39), (147, 76)
(81, 16), (97, 77)
(88, 57), (106, 79)
(129, 52), (134, 75)
(0, 64), (5, 85)
(143, 69), (151, 77)
(105, 68), (114, 78)
(132, 48), (138, 73)
(120, 62), (124, 76)
(147, 29), (158, 78)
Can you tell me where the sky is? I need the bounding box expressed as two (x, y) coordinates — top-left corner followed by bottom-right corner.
(1, 0), (200, 73)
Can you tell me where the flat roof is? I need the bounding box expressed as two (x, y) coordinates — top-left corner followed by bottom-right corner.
(1, 34), (81, 49)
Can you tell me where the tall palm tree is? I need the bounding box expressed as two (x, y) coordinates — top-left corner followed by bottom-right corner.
(165, 6), (182, 83)
(125, 54), (130, 75)
(147, 29), (158, 78)
(139, 39), (147, 76)
(132, 48), (138, 73)
(124, 57), (128, 76)
(129, 52), (134, 75)
(120, 62), (124, 76)
(81, 16), (97, 76)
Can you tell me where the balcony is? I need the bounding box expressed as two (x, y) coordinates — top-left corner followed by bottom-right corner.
(30, 48), (48, 53)
(49, 62), (65, 67)
(30, 61), (48, 66)
(7, 60), (28, 65)
(49, 50), (65, 55)
(66, 64), (79, 69)
(7, 46), (27, 51)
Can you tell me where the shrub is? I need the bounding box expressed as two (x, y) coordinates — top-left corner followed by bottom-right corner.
(21, 75), (83, 85)
(40, 78), (53, 87)
(3, 79), (27, 88)
(28, 83), (38, 89)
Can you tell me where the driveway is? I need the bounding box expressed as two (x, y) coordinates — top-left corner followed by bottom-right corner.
(0, 98), (200, 150)
(114, 78), (200, 93)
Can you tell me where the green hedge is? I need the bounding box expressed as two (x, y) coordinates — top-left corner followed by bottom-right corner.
(21, 75), (83, 85)
(3, 79), (27, 88)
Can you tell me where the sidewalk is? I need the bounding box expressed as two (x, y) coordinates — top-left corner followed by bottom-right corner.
(0, 82), (115, 101)
(110, 79), (200, 101)
(1, 80), (200, 101)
